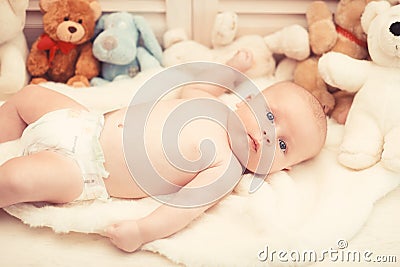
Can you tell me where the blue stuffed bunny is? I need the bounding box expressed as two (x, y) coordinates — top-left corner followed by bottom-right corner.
(91, 12), (163, 85)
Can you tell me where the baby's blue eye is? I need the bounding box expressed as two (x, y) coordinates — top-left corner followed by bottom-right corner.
(279, 139), (287, 152)
(266, 112), (274, 121)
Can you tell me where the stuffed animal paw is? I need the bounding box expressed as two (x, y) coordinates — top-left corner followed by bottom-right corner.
(338, 150), (380, 170)
(66, 75), (90, 87)
(381, 127), (400, 172)
(317, 52), (345, 89)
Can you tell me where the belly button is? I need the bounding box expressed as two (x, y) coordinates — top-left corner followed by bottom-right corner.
(118, 123), (124, 128)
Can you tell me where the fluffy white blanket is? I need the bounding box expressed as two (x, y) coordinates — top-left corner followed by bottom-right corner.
(1, 73), (399, 267)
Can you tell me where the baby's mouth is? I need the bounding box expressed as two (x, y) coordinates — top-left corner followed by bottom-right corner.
(248, 133), (259, 152)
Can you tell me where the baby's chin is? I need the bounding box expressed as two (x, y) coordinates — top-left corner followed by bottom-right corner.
(267, 160), (292, 174)
(244, 161), (275, 175)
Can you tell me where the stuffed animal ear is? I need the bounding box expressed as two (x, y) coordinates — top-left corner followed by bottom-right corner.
(93, 14), (107, 38)
(361, 1), (391, 33)
(132, 15), (163, 62)
(211, 11), (238, 48)
(88, 0), (102, 21)
(39, 0), (59, 13)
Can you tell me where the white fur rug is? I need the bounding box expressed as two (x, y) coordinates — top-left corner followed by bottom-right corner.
(1, 75), (400, 266)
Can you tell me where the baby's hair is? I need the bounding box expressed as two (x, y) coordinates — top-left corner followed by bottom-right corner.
(299, 85), (328, 147)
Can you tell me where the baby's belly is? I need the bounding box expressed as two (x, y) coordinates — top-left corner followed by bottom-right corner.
(99, 108), (147, 198)
(99, 105), (199, 199)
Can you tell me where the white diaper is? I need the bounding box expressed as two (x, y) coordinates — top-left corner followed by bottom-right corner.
(20, 109), (110, 202)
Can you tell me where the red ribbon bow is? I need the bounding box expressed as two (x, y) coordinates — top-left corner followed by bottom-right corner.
(37, 33), (77, 63)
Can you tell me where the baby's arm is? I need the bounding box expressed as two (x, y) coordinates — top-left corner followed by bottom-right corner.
(103, 201), (212, 253)
(180, 82), (229, 99)
(180, 50), (253, 99)
(103, 159), (242, 252)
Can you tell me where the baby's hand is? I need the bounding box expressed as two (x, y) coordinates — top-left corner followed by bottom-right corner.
(102, 220), (143, 253)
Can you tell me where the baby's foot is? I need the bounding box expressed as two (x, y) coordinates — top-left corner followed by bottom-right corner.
(226, 50), (253, 72)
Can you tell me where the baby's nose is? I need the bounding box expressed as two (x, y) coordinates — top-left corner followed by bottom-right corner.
(260, 130), (273, 146)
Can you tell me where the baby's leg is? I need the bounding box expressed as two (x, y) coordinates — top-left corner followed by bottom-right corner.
(0, 150), (83, 208)
(0, 84), (86, 143)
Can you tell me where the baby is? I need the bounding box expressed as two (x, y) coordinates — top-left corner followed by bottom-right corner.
(0, 51), (327, 252)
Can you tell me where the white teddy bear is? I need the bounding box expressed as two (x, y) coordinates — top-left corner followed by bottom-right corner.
(162, 12), (310, 80)
(0, 0), (30, 100)
(318, 1), (400, 172)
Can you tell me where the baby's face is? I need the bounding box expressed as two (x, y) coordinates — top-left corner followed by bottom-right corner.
(233, 82), (326, 173)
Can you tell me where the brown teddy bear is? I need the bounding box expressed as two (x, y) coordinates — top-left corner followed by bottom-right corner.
(27, 0), (101, 87)
(293, 0), (374, 124)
